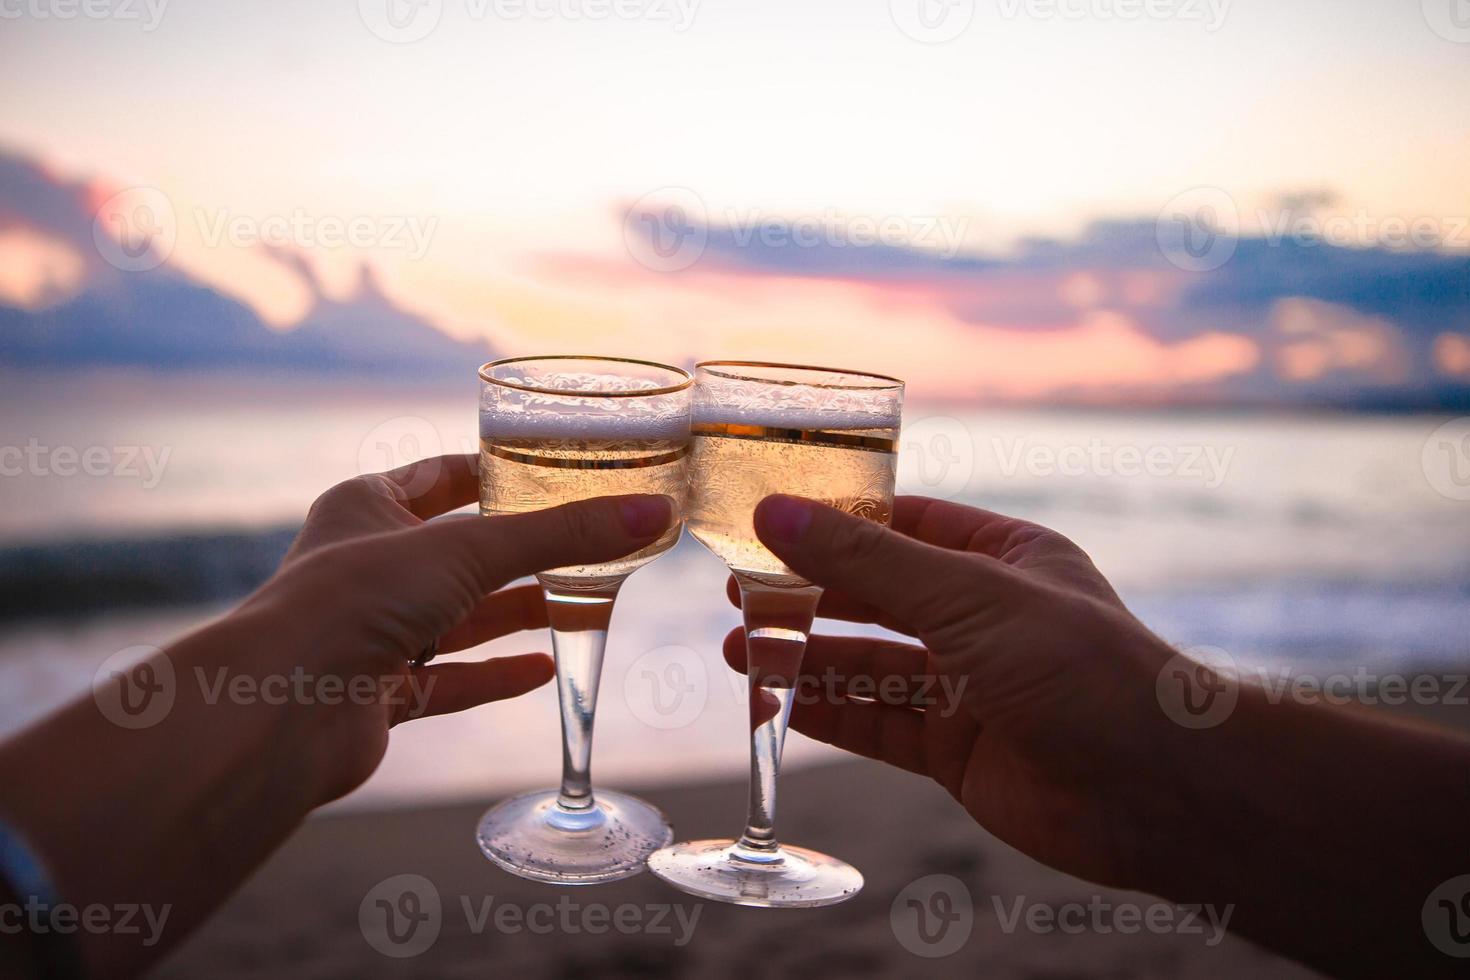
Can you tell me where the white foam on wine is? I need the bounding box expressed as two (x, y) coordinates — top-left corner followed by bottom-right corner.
(691, 404), (900, 431)
(480, 411), (690, 441)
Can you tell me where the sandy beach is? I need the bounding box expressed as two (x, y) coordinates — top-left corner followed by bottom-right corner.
(156, 758), (1326, 978)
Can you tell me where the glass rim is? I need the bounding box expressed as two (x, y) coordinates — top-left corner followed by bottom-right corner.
(478, 355), (694, 397)
(695, 359), (904, 391)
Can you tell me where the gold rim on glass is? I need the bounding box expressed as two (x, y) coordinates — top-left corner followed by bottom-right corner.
(479, 355), (694, 397)
(695, 360), (904, 391)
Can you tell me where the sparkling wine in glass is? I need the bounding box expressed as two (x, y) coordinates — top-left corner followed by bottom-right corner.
(475, 355), (691, 884)
(647, 360), (903, 907)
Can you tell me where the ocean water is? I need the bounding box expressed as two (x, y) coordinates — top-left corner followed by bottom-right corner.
(1, 373), (1466, 809)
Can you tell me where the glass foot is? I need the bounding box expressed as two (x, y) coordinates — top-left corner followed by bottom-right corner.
(647, 839), (863, 907)
(477, 788), (673, 885)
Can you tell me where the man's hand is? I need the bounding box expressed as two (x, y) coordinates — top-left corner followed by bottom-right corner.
(723, 494), (1179, 890)
(724, 493), (1470, 978)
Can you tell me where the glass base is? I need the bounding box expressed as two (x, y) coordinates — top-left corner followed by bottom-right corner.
(647, 839), (863, 908)
(477, 789), (673, 885)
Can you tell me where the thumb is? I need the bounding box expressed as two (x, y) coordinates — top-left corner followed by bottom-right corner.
(411, 493), (676, 593)
(752, 494), (1013, 628)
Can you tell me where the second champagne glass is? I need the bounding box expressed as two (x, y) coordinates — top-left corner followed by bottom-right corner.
(648, 360), (904, 907)
(475, 355), (691, 884)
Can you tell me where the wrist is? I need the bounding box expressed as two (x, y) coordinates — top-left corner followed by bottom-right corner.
(178, 602), (369, 811)
(1097, 626), (1244, 896)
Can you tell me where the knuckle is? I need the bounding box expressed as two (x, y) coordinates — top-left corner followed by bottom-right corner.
(554, 499), (606, 547)
(1016, 522), (1082, 557)
(315, 475), (388, 513)
(837, 517), (890, 565)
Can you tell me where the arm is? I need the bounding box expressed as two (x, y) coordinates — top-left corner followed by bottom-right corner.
(724, 493), (1470, 977)
(0, 455), (674, 977)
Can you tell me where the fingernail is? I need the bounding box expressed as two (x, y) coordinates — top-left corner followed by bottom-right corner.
(619, 495), (673, 537)
(757, 495), (813, 545)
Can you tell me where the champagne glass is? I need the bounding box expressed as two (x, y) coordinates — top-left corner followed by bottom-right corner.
(475, 355), (691, 884)
(648, 361), (903, 907)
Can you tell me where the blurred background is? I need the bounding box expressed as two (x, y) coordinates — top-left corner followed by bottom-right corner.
(0, 1), (1468, 972)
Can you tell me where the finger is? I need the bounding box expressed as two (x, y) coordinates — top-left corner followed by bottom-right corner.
(788, 695), (929, 777)
(892, 495), (1098, 579)
(400, 653), (555, 722)
(438, 584), (548, 654)
(376, 454), (479, 520)
(722, 629), (936, 706)
(412, 493), (677, 595)
(752, 495), (1020, 629)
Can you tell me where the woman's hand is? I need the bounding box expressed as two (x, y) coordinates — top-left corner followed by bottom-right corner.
(242, 453), (675, 802)
(0, 456), (674, 976)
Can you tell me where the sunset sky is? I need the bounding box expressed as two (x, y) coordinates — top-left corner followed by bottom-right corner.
(1, 0), (1468, 400)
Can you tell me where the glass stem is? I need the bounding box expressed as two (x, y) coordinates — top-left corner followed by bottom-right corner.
(541, 578), (623, 815)
(732, 576), (820, 863)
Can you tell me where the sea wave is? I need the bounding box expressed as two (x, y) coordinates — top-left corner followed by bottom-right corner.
(0, 527), (297, 622)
